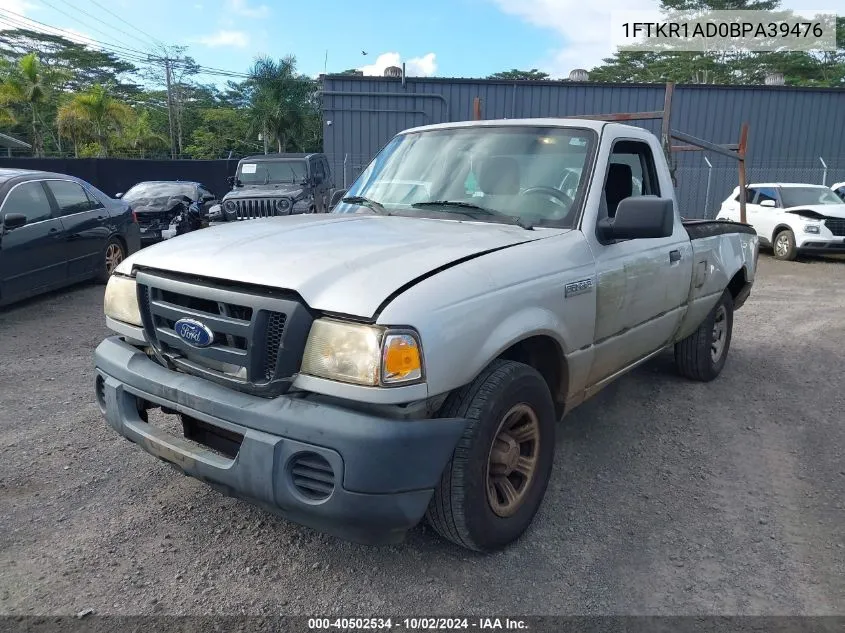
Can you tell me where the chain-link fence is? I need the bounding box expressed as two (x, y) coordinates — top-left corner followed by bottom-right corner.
(675, 158), (845, 219)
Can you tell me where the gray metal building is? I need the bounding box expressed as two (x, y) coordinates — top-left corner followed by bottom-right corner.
(321, 75), (845, 218)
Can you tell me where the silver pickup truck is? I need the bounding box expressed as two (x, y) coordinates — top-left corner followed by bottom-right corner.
(94, 119), (759, 551)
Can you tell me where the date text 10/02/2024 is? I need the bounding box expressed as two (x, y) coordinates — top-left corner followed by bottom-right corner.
(307, 618), (529, 630)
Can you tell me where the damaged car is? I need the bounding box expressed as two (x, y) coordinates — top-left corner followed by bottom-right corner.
(117, 181), (218, 245)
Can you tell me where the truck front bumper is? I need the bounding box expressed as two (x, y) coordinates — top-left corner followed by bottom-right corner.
(94, 336), (467, 545)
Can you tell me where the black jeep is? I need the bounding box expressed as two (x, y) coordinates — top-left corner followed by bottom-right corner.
(211, 153), (333, 222)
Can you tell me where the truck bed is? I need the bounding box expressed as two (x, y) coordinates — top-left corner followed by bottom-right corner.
(682, 218), (756, 240)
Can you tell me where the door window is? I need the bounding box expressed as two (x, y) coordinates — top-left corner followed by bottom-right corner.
(314, 160), (325, 182)
(602, 140), (660, 218)
(46, 180), (98, 216)
(754, 187), (778, 207)
(2, 181), (53, 223)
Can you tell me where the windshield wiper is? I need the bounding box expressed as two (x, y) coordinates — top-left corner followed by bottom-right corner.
(341, 196), (389, 215)
(411, 200), (533, 229)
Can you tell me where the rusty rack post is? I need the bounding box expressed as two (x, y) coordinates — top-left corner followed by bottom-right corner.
(563, 82), (749, 223)
(473, 97), (482, 121)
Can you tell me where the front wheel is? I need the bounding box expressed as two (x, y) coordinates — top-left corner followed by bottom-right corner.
(674, 290), (734, 382)
(773, 229), (798, 261)
(425, 360), (556, 551)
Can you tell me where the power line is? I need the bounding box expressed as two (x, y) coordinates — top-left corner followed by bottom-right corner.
(59, 0), (161, 50)
(0, 8), (154, 61)
(82, 0), (165, 49)
(31, 0), (158, 58)
(0, 7), (253, 81)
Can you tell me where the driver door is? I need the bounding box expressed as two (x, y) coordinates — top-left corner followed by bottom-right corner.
(586, 139), (692, 388)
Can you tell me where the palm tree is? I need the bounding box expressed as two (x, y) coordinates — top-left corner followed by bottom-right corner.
(56, 99), (92, 158)
(57, 84), (132, 157)
(247, 56), (316, 154)
(0, 53), (51, 156)
(122, 110), (168, 158)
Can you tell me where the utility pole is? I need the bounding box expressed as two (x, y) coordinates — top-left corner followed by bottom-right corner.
(163, 58), (177, 159)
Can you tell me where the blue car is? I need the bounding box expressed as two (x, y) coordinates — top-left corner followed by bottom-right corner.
(0, 168), (140, 306)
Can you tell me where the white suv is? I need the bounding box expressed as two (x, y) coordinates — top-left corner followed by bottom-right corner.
(717, 183), (845, 260)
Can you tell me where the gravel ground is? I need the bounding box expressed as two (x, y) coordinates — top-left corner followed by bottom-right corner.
(1, 255), (843, 617)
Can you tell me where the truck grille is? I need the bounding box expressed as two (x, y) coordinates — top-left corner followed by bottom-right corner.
(136, 270), (313, 397)
(824, 217), (845, 236)
(229, 198), (290, 219)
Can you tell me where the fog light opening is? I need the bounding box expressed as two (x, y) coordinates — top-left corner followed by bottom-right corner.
(95, 375), (106, 413)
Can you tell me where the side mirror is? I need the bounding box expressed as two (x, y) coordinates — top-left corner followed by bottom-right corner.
(115, 192), (124, 199)
(226, 176), (238, 188)
(2, 212), (27, 230)
(328, 188), (348, 209)
(759, 199), (776, 208)
(598, 196), (674, 241)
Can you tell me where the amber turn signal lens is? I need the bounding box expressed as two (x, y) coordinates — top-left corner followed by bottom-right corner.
(382, 334), (422, 383)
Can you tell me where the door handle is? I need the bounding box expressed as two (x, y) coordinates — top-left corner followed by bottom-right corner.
(96, 216), (106, 220)
(669, 250), (681, 263)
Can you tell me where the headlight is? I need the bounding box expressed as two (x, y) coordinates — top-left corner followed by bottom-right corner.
(104, 275), (142, 326)
(300, 319), (424, 386)
(223, 200), (236, 212)
(804, 224), (820, 234)
(275, 198), (291, 212)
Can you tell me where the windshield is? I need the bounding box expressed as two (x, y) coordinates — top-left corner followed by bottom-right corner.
(237, 160), (307, 184)
(124, 182), (195, 202)
(336, 126), (597, 228)
(780, 187), (843, 208)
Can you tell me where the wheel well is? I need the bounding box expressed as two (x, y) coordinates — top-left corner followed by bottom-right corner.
(771, 224), (792, 243)
(727, 267), (747, 301)
(110, 234), (127, 253)
(497, 335), (567, 419)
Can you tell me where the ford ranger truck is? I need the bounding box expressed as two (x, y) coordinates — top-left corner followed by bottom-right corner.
(94, 119), (759, 551)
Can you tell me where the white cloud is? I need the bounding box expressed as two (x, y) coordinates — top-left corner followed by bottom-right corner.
(359, 52), (437, 77)
(226, 0), (269, 18)
(0, 0), (36, 16)
(488, 0), (832, 77)
(195, 29), (249, 47)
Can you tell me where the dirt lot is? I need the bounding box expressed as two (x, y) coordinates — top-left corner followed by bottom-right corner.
(1, 255), (843, 616)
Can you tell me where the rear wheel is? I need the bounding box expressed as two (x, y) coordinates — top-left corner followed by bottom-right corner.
(425, 360), (555, 551)
(773, 229), (797, 261)
(674, 290), (734, 382)
(96, 237), (125, 283)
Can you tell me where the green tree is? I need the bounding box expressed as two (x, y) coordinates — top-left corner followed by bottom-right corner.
(119, 110), (169, 158)
(184, 107), (258, 159)
(0, 52), (61, 156)
(487, 68), (550, 80)
(247, 55), (320, 154)
(57, 84), (132, 157)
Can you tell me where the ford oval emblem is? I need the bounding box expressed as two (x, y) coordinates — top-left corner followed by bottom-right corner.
(174, 318), (214, 347)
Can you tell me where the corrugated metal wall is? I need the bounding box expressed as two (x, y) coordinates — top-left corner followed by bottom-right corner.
(322, 76), (845, 218)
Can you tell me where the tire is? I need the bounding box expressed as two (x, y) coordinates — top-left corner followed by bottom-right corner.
(773, 228), (797, 261)
(425, 359), (556, 551)
(674, 290), (734, 382)
(96, 237), (126, 284)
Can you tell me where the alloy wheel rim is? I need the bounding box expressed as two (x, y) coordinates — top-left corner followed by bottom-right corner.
(485, 403), (540, 518)
(105, 243), (123, 274)
(775, 234), (789, 257)
(711, 305), (727, 362)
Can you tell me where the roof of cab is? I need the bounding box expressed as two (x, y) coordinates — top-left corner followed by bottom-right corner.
(400, 118), (611, 136)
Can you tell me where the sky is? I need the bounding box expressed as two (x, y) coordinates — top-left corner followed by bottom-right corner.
(0, 0), (834, 83)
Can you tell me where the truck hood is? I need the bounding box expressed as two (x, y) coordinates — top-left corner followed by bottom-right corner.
(122, 214), (555, 318)
(784, 204), (845, 219)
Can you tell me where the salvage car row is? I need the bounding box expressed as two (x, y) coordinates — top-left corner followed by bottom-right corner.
(0, 153), (335, 306)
